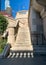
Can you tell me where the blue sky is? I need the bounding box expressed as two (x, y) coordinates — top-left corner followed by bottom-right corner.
(1, 0), (30, 17)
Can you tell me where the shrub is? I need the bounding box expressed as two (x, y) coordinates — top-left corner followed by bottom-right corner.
(0, 14), (8, 53)
(0, 14), (8, 34)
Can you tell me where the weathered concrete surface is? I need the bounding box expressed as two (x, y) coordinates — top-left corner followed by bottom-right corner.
(11, 27), (33, 51)
(7, 28), (15, 47)
(11, 11), (33, 51)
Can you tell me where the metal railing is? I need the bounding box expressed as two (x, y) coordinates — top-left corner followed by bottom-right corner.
(0, 44), (11, 58)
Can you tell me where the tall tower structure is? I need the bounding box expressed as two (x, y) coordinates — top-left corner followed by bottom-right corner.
(5, 0), (12, 15)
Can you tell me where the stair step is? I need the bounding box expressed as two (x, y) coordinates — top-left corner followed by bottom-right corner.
(33, 45), (46, 52)
(14, 44), (32, 46)
(7, 45), (46, 58)
(7, 52), (33, 58)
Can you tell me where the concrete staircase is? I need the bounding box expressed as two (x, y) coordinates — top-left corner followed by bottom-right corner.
(8, 44), (46, 58)
(7, 44), (46, 58)
(11, 27), (33, 51)
(33, 45), (46, 55)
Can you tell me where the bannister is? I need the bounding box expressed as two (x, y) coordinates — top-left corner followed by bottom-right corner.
(0, 44), (11, 58)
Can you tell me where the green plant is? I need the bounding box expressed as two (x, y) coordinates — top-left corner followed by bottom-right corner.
(0, 14), (8, 53)
(0, 48), (3, 53)
(0, 14), (8, 34)
(0, 38), (7, 53)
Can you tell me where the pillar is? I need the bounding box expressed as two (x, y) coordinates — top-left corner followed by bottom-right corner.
(42, 17), (46, 39)
(29, 8), (43, 45)
(40, 9), (46, 39)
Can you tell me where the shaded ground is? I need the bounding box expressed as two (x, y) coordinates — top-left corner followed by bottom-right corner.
(0, 55), (46, 65)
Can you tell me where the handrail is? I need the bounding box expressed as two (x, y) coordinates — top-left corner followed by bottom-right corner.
(0, 44), (11, 58)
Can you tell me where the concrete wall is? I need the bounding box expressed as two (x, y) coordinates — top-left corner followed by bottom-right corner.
(32, 0), (44, 12)
(3, 16), (18, 47)
(29, 7), (43, 45)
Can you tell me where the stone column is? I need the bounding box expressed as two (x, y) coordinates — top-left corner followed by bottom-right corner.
(29, 8), (43, 45)
(7, 27), (15, 47)
(42, 18), (46, 39)
(29, 8), (37, 45)
(41, 9), (46, 39)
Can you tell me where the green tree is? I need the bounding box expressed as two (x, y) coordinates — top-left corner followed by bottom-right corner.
(0, 14), (8, 53)
(0, 14), (8, 34)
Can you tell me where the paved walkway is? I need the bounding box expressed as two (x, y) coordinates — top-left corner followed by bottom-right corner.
(0, 56), (46, 65)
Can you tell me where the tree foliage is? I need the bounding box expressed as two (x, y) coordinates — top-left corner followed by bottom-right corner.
(0, 14), (8, 34)
(0, 14), (8, 53)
